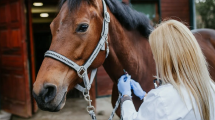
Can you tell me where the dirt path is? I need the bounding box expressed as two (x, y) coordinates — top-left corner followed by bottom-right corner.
(12, 97), (120, 120)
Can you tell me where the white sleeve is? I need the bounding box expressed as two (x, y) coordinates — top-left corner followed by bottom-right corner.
(121, 92), (168, 120)
(121, 100), (138, 120)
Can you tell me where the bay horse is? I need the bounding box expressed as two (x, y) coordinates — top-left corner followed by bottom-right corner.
(32, 0), (215, 117)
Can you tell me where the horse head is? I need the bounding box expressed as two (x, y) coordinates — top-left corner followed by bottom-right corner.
(32, 0), (108, 111)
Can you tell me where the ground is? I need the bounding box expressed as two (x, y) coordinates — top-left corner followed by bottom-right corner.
(12, 97), (120, 120)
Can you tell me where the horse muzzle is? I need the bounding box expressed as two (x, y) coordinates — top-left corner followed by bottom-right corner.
(32, 83), (67, 112)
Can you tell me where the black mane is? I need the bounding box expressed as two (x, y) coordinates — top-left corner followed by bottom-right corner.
(59, 0), (152, 38)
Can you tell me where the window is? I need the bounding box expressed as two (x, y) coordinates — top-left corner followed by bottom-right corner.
(131, 0), (160, 25)
(132, 4), (156, 20)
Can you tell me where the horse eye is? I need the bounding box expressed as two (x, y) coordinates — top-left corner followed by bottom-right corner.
(76, 24), (89, 32)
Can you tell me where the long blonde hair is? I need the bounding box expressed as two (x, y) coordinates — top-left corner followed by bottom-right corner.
(149, 20), (214, 120)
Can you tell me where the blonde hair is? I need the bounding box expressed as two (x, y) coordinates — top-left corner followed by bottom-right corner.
(149, 20), (214, 120)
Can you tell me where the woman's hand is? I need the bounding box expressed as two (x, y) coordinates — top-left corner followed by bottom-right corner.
(117, 75), (132, 97)
(131, 80), (146, 100)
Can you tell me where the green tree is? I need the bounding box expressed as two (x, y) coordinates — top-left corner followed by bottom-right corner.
(196, 0), (215, 29)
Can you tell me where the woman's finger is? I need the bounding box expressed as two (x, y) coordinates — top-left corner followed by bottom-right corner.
(130, 80), (134, 89)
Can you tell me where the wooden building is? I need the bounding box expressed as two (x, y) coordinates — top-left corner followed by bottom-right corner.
(0, 0), (195, 117)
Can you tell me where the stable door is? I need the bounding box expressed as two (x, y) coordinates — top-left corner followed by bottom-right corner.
(0, 0), (33, 117)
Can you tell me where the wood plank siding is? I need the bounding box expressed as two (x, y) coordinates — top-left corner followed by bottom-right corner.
(161, 0), (191, 25)
(96, 66), (113, 97)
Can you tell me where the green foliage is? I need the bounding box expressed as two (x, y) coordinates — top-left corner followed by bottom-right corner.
(196, 0), (215, 29)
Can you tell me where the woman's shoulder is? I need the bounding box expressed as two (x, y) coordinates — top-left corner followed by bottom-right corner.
(145, 83), (190, 110)
(144, 83), (197, 119)
(147, 83), (177, 97)
(144, 83), (181, 104)
(146, 83), (191, 102)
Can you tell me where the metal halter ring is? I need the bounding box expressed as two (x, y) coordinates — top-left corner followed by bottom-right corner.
(84, 95), (92, 102)
(82, 88), (88, 96)
(77, 66), (86, 78)
(83, 90), (91, 101)
(104, 12), (110, 23)
(87, 106), (95, 113)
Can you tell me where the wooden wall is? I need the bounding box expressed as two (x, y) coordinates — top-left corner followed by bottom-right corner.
(160, 0), (191, 25)
(96, 66), (113, 97)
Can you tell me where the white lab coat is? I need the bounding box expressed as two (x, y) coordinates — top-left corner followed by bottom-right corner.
(122, 82), (215, 120)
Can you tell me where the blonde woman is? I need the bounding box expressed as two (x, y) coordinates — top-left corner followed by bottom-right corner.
(117, 20), (215, 120)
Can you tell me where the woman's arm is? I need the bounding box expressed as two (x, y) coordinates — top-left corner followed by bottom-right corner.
(121, 95), (138, 120)
(121, 91), (168, 120)
(117, 75), (167, 120)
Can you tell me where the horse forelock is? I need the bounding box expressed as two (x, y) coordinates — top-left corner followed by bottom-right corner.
(59, 0), (92, 11)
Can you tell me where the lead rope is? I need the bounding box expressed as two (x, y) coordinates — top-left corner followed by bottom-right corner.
(82, 74), (122, 120)
(83, 87), (122, 120)
(108, 93), (122, 120)
(83, 90), (97, 120)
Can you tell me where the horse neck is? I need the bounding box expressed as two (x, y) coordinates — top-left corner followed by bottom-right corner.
(103, 15), (156, 86)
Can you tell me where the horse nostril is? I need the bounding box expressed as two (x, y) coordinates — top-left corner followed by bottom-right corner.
(42, 83), (57, 103)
